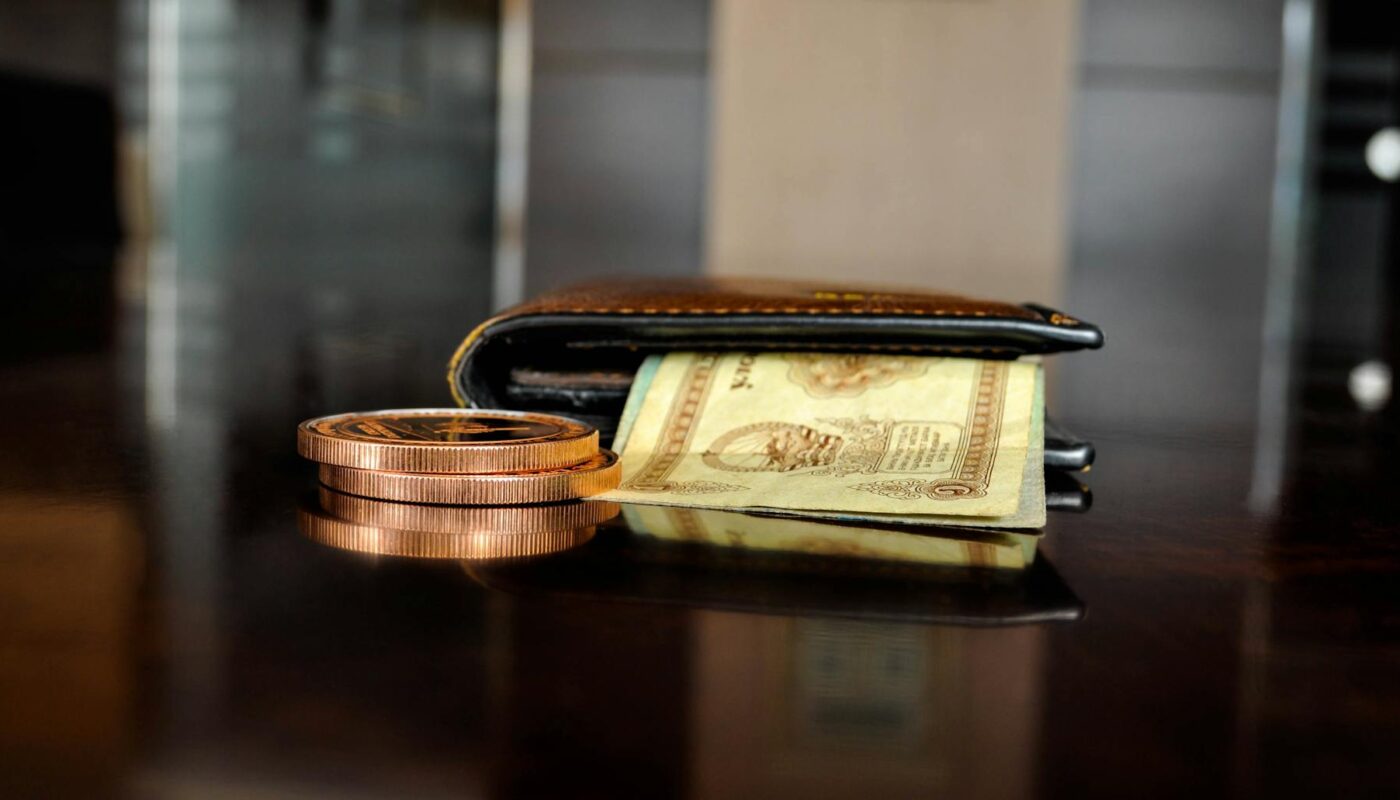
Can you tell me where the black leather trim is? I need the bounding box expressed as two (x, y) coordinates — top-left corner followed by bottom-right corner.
(455, 312), (1103, 471)
(1044, 418), (1096, 471)
(1046, 469), (1094, 512)
(453, 304), (1104, 409)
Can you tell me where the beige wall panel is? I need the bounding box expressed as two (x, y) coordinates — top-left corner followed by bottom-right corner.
(707, 0), (1078, 303)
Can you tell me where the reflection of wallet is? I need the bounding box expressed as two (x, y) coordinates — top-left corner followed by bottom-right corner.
(448, 277), (1103, 467)
(468, 519), (1085, 626)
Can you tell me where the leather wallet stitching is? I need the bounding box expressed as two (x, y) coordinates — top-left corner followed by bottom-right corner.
(551, 306), (1000, 317)
(568, 339), (1019, 354)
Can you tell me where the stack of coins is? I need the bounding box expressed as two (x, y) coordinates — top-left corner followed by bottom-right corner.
(297, 408), (620, 504)
(295, 409), (621, 560)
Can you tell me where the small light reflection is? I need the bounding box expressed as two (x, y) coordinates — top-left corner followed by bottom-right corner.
(1348, 360), (1391, 412)
(1364, 127), (1400, 182)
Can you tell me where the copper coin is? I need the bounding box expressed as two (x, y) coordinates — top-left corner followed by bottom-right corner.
(317, 486), (620, 533)
(298, 505), (596, 560)
(297, 408), (598, 474)
(318, 449), (622, 505)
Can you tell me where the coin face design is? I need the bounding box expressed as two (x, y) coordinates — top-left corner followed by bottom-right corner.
(310, 411), (585, 445)
(296, 408), (599, 473)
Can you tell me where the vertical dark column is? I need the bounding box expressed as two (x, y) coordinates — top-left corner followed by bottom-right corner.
(524, 0), (710, 296)
(1385, 44), (1400, 428)
(1292, 2), (1400, 489)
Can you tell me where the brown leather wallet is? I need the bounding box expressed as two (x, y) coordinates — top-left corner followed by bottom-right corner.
(448, 277), (1103, 461)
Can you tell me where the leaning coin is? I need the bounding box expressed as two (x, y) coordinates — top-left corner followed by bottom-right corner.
(298, 505), (595, 560)
(297, 408), (598, 474)
(317, 486), (621, 533)
(319, 449), (622, 505)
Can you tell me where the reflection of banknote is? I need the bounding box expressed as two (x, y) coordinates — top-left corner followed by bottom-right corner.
(602, 352), (1042, 526)
(622, 505), (1036, 568)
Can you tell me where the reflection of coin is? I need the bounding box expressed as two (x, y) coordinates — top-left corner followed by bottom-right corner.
(317, 486), (620, 533)
(319, 449), (622, 505)
(298, 505), (595, 560)
(297, 408), (597, 474)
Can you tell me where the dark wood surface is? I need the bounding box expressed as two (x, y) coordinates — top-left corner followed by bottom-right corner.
(2, 259), (1399, 800)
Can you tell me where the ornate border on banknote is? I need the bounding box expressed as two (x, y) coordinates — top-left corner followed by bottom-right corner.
(622, 353), (749, 493)
(852, 361), (1006, 500)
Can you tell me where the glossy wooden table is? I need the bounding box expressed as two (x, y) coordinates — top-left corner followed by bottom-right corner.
(3, 261), (1398, 799)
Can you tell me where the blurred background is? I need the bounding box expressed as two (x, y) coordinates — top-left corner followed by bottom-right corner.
(6, 0), (1399, 494)
(3, 0), (1400, 796)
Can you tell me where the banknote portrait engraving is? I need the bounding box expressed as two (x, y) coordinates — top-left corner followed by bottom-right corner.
(701, 418), (962, 478)
(702, 422), (845, 472)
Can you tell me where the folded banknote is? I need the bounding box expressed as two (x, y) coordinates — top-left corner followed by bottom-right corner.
(600, 352), (1045, 529)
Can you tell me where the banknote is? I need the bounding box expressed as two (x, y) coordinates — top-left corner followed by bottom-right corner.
(603, 352), (1041, 524)
(621, 504), (1036, 568)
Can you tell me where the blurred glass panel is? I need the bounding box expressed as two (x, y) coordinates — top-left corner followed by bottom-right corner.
(120, 0), (498, 424)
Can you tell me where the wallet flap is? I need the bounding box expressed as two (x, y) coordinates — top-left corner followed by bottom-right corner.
(449, 277), (1103, 409)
